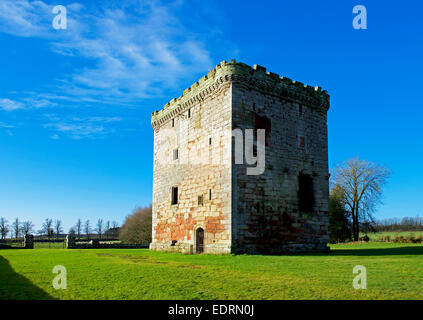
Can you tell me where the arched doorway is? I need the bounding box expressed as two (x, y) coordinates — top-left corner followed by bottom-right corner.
(196, 228), (204, 254)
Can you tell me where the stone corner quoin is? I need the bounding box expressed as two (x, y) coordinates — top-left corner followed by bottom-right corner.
(150, 59), (330, 255)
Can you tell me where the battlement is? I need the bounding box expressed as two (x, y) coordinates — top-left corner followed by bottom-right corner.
(151, 60), (330, 129)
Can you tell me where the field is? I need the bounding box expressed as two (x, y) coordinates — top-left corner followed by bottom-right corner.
(362, 231), (423, 241)
(1, 242), (422, 300)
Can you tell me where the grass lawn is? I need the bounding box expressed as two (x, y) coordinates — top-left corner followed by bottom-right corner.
(34, 242), (65, 249)
(1, 242), (422, 300)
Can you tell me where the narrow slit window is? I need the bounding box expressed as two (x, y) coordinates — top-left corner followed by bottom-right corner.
(198, 195), (204, 206)
(209, 189), (212, 201)
(188, 108), (191, 118)
(173, 148), (179, 160)
(171, 186), (178, 205)
(172, 119), (175, 127)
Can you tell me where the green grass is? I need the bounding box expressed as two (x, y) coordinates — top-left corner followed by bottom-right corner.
(362, 231), (423, 241)
(1, 242), (422, 300)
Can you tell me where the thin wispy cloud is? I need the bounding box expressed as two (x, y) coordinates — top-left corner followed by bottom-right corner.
(0, 122), (15, 128)
(0, 98), (25, 111)
(43, 114), (123, 139)
(0, 96), (58, 111)
(0, 0), (214, 103)
(0, 0), (232, 139)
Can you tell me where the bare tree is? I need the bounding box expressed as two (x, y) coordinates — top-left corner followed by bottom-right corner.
(84, 220), (91, 240)
(96, 219), (104, 239)
(105, 221), (110, 239)
(0, 218), (9, 239)
(42, 218), (54, 239)
(111, 221), (119, 229)
(75, 218), (82, 239)
(54, 219), (63, 238)
(22, 221), (34, 236)
(11, 218), (20, 239)
(333, 157), (391, 241)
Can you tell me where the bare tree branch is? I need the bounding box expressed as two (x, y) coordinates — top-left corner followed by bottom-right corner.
(332, 156), (391, 241)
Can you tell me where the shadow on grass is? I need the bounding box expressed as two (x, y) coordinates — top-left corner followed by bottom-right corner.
(286, 246), (423, 257)
(329, 246), (423, 257)
(0, 255), (55, 300)
(244, 245), (423, 257)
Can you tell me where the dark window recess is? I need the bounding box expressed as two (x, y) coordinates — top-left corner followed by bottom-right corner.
(255, 202), (264, 214)
(198, 195), (204, 206)
(209, 137), (212, 146)
(300, 137), (305, 148)
(209, 189), (212, 200)
(298, 173), (314, 212)
(171, 186), (178, 205)
(171, 240), (177, 246)
(172, 119), (175, 127)
(254, 113), (271, 146)
(173, 149), (179, 160)
(188, 108), (191, 118)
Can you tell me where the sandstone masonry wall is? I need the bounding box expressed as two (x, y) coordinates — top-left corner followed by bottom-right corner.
(231, 81), (329, 254)
(151, 60), (330, 254)
(150, 72), (233, 254)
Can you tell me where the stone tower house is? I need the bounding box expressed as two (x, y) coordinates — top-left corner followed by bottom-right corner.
(150, 60), (330, 254)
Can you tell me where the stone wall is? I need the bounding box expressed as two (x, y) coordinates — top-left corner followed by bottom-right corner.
(150, 70), (233, 254)
(231, 77), (330, 254)
(151, 60), (330, 254)
(23, 234), (34, 249)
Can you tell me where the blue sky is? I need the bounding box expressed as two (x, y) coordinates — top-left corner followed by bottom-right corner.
(0, 0), (422, 232)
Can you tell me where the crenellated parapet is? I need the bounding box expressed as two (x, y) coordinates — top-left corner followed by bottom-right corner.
(151, 60), (330, 129)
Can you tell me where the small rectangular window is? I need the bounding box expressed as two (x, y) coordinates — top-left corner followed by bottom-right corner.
(298, 173), (314, 212)
(171, 186), (178, 205)
(188, 108), (191, 118)
(300, 137), (305, 148)
(209, 137), (212, 146)
(198, 195), (204, 206)
(173, 149), (179, 160)
(209, 189), (212, 201)
(172, 119), (175, 127)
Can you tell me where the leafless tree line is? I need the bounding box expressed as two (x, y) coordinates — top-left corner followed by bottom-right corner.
(0, 217), (119, 240)
(70, 218), (120, 240)
(0, 217), (34, 239)
(373, 216), (423, 232)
